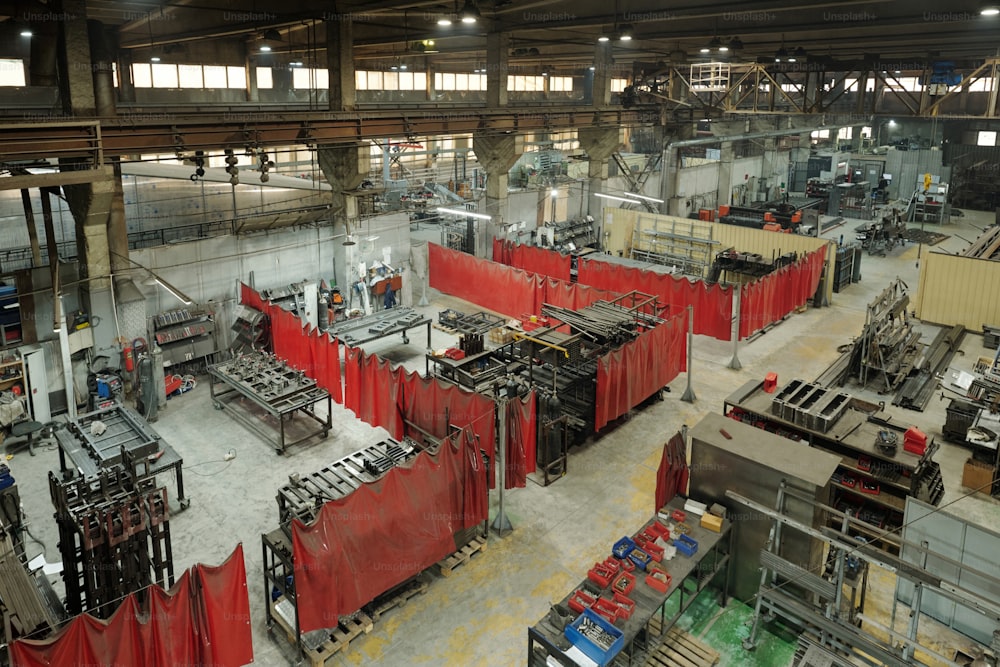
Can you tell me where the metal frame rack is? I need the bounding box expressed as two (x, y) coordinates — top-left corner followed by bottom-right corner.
(731, 486), (1000, 667)
(527, 497), (733, 666)
(54, 403), (189, 510)
(208, 350), (331, 454)
(724, 378), (944, 554)
(0, 516), (63, 652)
(49, 462), (173, 618)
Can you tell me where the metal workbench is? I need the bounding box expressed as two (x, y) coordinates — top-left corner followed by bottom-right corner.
(327, 308), (431, 370)
(54, 403), (188, 510)
(527, 498), (732, 666)
(208, 350), (332, 454)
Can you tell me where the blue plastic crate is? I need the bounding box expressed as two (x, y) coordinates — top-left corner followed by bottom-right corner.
(675, 533), (698, 557)
(612, 536), (635, 559)
(564, 608), (624, 666)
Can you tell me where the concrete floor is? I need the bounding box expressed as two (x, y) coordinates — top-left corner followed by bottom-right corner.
(7, 207), (1000, 666)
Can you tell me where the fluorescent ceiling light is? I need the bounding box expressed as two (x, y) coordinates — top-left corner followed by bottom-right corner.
(624, 191), (664, 203)
(150, 55), (161, 62)
(982, 6), (1000, 14)
(550, 189), (559, 197)
(259, 44), (272, 52)
(149, 274), (193, 304)
(436, 206), (492, 221)
(597, 35), (610, 43)
(437, 17), (452, 25)
(594, 193), (637, 203)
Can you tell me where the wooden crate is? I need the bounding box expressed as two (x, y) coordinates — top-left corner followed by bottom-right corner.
(962, 458), (995, 494)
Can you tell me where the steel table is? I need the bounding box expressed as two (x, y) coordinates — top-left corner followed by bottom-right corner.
(208, 351), (332, 454)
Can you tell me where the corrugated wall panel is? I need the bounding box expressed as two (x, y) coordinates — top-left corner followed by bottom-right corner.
(916, 251), (1000, 329)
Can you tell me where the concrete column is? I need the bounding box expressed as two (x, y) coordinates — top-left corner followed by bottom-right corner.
(326, 17), (355, 111)
(592, 41), (613, 106)
(578, 127), (623, 217)
(58, 0), (96, 115)
(29, 20), (59, 87)
(485, 32), (511, 108)
(246, 56), (259, 103)
(116, 49), (135, 104)
(317, 143), (371, 224)
(761, 137), (780, 191)
(715, 142), (735, 210)
(87, 20), (116, 117)
(472, 132), (523, 228)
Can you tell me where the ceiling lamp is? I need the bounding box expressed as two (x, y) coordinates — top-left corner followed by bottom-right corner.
(728, 36), (743, 51)
(774, 46), (788, 62)
(708, 36), (724, 52)
(437, 17), (452, 25)
(700, 45), (711, 54)
(411, 39), (439, 53)
(459, 0), (481, 23)
(17, 21), (32, 37)
(618, 23), (633, 41)
(981, 2), (1000, 15)
(598, 34), (610, 43)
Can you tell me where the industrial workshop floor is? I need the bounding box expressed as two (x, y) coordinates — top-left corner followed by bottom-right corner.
(7, 208), (1000, 666)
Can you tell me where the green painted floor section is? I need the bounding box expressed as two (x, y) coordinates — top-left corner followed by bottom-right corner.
(667, 589), (798, 667)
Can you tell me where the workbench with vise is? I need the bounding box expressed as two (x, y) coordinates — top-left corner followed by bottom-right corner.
(208, 350), (331, 454)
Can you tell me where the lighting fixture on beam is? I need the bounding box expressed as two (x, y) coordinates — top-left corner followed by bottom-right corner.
(624, 191), (664, 203)
(594, 193), (638, 203)
(436, 206), (492, 221)
(981, 2), (999, 15)
(342, 234), (356, 246)
(17, 21), (32, 38)
(458, 0), (480, 23)
(728, 36), (743, 51)
(618, 23), (633, 41)
(550, 189), (559, 197)
(598, 34), (610, 43)
(437, 17), (452, 25)
(143, 272), (193, 305)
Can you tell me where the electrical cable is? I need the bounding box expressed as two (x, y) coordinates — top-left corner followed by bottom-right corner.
(183, 449), (236, 476)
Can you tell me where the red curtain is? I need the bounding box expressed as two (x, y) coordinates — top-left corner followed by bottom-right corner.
(343, 348), (404, 438)
(505, 392), (536, 487)
(308, 332), (342, 404)
(238, 282), (267, 312)
(429, 243), (541, 317)
(594, 311), (688, 431)
(739, 246), (827, 339)
(291, 439), (487, 632)
(541, 277), (620, 311)
(655, 433), (689, 512)
(11, 545), (252, 667)
(491, 240), (572, 283)
(577, 258), (733, 340)
(344, 345), (363, 417)
(399, 370), (497, 474)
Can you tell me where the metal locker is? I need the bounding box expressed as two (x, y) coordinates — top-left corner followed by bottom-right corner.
(21, 345), (50, 423)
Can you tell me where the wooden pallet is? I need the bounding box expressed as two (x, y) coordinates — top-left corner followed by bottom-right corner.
(437, 536), (488, 576)
(643, 624), (720, 667)
(368, 576), (429, 621)
(433, 323), (458, 334)
(303, 613), (374, 667)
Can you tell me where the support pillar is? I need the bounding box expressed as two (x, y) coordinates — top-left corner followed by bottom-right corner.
(326, 17), (355, 111)
(578, 127), (623, 222)
(658, 124), (695, 216)
(472, 132), (523, 240)
(715, 142), (735, 211)
(58, 0), (96, 115)
(20, 190), (42, 266)
(317, 144), (372, 290)
(485, 32), (511, 108)
(87, 20), (117, 117)
(592, 41), (614, 106)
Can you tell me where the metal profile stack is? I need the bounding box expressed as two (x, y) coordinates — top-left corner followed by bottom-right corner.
(277, 439), (418, 529)
(541, 291), (662, 347)
(0, 522), (61, 648)
(49, 464), (173, 617)
(771, 381), (850, 434)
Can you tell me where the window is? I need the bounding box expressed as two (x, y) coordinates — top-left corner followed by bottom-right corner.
(978, 131), (997, 147)
(226, 66), (246, 89)
(433, 72), (482, 91)
(132, 63), (153, 88)
(610, 78), (628, 92)
(178, 64), (203, 88)
(0, 59), (26, 86)
(968, 77), (993, 92)
(256, 67), (273, 89)
(507, 75), (545, 91)
(811, 129), (830, 139)
(203, 66), (228, 88)
(837, 127), (852, 140)
(549, 76), (573, 92)
(150, 64), (178, 88)
(292, 68), (328, 89)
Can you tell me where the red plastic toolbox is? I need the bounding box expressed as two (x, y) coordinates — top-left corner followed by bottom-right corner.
(645, 570), (672, 593)
(592, 598), (621, 624)
(568, 589), (595, 614)
(612, 592), (636, 620)
(611, 571), (635, 596)
(671, 509), (687, 522)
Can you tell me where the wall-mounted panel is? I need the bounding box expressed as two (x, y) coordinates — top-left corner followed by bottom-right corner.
(915, 251), (1000, 329)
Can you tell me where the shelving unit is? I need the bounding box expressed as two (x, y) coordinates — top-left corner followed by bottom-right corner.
(149, 306), (217, 368)
(0, 283), (22, 348)
(544, 218), (596, 252)
(0, 357), (25, 394)
(725, 379), (944, 554)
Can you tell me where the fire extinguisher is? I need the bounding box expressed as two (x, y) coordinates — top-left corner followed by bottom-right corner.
(123, 344), (134, 373)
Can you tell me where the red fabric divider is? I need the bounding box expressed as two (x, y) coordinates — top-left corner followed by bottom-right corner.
(577, 258), (732, 340)
(492, 240), (572, 282)
(308, 332), (342, 404)
(542, 277), (620, 311)
(239, 281), (267, 312)
(655, 433), (689, 512)
(594, 311), (688, 431)
(343, 345), (363, 417)
(739, 246), (827, 339)
(429, 242), (541, 317)
(505, 393), (536, 487)
(399, 370), (497, 472)
(342, 348), (403, 438)
(11, 545), (252, 667)
(195, 545), (253, 667)
(292, 439), (487, 632)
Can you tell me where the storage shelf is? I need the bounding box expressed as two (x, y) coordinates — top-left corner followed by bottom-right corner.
(830, 480), (905, 512)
